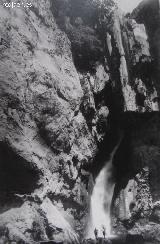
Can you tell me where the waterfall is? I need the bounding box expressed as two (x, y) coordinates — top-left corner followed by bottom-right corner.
(87, 160), (114, 238)
(86, 134), (122, 239)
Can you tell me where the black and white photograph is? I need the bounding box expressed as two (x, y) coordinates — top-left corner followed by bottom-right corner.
(0, 0), (160, 243)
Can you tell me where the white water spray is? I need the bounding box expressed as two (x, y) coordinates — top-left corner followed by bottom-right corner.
(87, 160), (114, 238)
(86, 135), (122, 239)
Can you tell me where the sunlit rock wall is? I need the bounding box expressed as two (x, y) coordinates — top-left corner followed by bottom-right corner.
(104, 9), (159, 113)
(0, 0), (99, 242)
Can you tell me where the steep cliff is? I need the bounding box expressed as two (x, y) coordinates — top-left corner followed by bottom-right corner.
(0, 0), (97, 242)
(0, 0), (160, 243)
(111, 1), (160, 243)
(132, 0), (160, 95)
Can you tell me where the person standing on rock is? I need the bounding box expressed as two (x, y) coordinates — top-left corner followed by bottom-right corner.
(94, 228), (98, 240)
(102, 226), (106, 239)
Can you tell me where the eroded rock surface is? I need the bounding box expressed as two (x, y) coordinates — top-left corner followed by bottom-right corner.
(0, 0), (97, 242)
(110, 1), (160, 243)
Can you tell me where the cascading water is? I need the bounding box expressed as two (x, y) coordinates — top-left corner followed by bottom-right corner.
(86, 135), (122, 239)
(87, 160), (114, 238)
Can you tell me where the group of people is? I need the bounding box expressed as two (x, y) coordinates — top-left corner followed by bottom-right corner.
(94, 226), (106, 239)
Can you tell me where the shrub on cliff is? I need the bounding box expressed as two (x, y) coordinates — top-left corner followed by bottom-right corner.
(51, 0), (115, 71)
(66, 23), (103, 71)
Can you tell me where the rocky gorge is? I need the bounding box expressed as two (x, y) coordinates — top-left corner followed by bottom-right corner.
(0, 0), (160, 243)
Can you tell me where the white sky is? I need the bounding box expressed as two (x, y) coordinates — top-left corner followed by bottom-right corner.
(115, 0), (142, 13)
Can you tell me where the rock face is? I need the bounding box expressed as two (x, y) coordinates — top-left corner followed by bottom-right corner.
(111, 114), (160, 240)
(0, 0), (160, 243)
(111, 1), (160, 242)
(132, 0), (160, 94)
(0, 0), (97, 242)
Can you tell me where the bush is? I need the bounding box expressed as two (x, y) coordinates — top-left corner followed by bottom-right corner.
(51, 0), (115, 71)
(67, 24), (103, 71)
